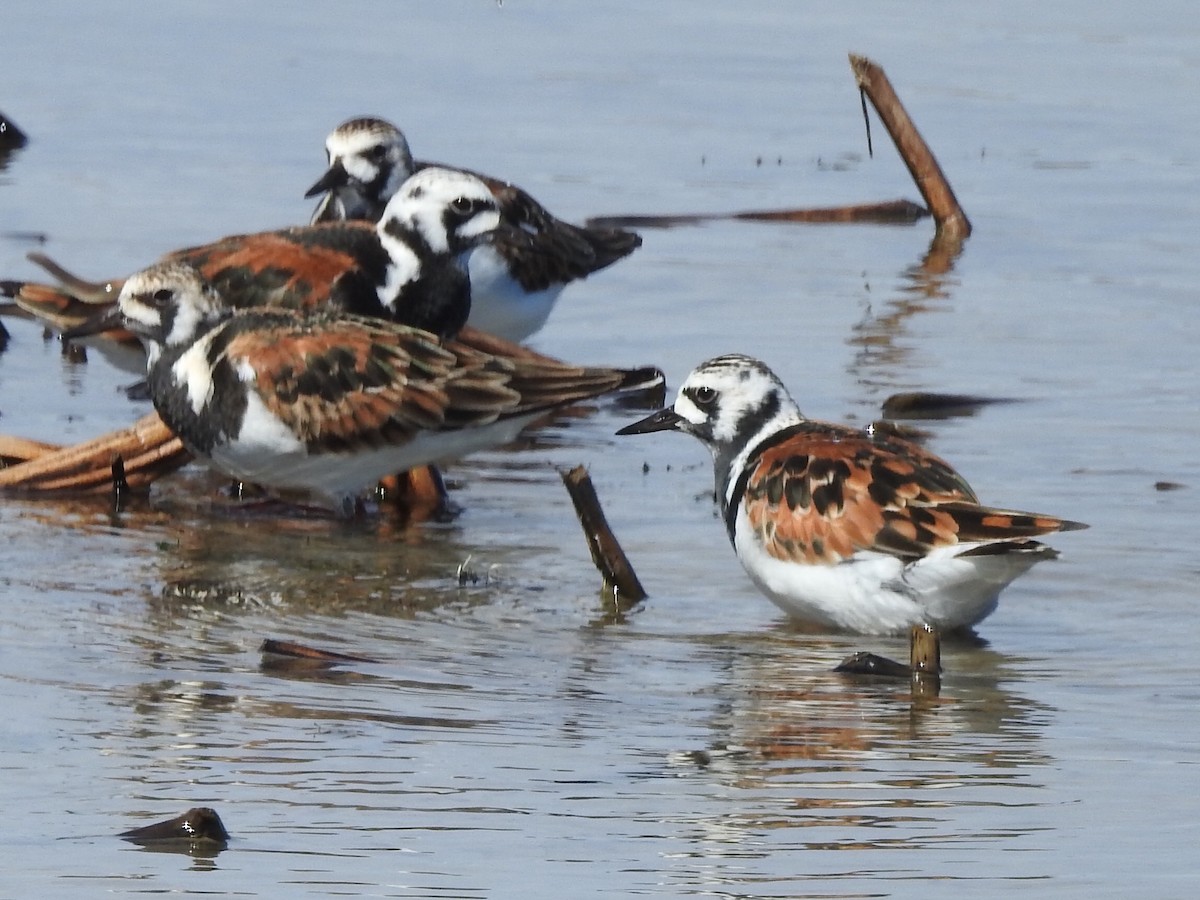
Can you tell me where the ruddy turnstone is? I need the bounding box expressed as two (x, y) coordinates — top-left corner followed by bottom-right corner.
(617, 355), (1087, 635)
(305, 116), (642, 341)
(113, 262), (662, 515)
(6, 166), (505, 343)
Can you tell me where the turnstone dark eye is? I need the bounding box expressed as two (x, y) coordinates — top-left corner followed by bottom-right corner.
(691, 386), (718, 407)
(366, 144), (387, 161)
(450, 196), (480, 216)
(151, 288), (174, 307)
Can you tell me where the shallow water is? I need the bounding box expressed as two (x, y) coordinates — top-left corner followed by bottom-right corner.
(3, 2), (1200, 896)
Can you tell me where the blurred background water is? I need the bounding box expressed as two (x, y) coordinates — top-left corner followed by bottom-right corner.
(2, 1), (1199, 896)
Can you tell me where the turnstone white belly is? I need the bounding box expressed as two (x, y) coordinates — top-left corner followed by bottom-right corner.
(305, 116), (642, 342)
(114, 262), (661, 514)
(618, 354), (1086, 635)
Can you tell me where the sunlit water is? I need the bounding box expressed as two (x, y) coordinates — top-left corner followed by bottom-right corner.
(2, 2), (1199, 897)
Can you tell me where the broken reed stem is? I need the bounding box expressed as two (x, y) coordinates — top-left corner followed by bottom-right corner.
(560, 465), (647, 603)
(849, 53), (972, 240)
(0, 411), (187, 493)
(260, 638), (379, 664)
(909, 623), (942, 697)
(587, 199), (929, 230)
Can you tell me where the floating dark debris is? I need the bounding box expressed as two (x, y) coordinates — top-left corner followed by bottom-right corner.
(260, 637), (379, 665)
(119, 807), (230, 847)
(881, 391), (1018, 420)
(835, 625), (942, 697)
(835, 651), (911, 678)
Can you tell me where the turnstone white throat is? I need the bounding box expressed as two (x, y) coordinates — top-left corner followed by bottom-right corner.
(112, 262), (662, 515)
(7, 166), (506, 343)
(617, 354), (1086, 635)
(305, 116), (643, 342)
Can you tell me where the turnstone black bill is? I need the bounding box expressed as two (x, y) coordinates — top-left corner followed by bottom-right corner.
(115, 262), (662, 515)
(618, 354), (1087, 635)
(6, 166), (504, 343)
(305, 116), (643, 342)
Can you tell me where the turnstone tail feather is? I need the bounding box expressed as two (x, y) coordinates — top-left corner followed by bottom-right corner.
(115, 262), (659, 514)
(305, 116), (642, 342)
(618, 354), (1086, 635)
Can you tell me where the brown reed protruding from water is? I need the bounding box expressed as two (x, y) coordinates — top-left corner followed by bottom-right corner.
(849, 53), (971, 240)
(560, 465), (647, 603)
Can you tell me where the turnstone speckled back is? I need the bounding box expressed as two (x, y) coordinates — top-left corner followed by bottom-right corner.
(114, 262), (662, 514)
(305, 116), (643, 342)
(6, 167), (504, 343)
(618, 354), (1087, 635)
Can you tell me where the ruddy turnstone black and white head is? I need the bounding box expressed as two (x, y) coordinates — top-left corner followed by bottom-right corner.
(113, 261), (661, 515)
(618, 354), (1087, 635)
(304, 116), (643, 342)
(306, 116), (415, 224)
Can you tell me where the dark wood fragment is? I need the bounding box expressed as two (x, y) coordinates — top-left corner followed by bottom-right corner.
(560, 465), (646, 603)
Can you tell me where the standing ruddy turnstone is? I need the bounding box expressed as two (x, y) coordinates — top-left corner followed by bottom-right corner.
(305, 116), (642, 342)
(110, 262), (662, 515)
(5, 166), (505, 343)
(617, 355), (1086, 635)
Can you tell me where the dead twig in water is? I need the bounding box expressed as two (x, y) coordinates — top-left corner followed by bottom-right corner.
(850, 53), (971, 240)
(0, 412), (187, 494)
(260, 638), (379, 665)
(560, 465), (646, 603)
(587, 199), (928, 231)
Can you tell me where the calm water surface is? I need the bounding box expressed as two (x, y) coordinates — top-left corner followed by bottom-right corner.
(2, 2), (1199, 897)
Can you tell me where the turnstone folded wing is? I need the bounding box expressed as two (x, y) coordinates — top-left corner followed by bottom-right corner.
(618, 354), (1087, 635)
(116, 262), (660, 514)
(5, 166), (504, 343)
(304, 116), (642, 342)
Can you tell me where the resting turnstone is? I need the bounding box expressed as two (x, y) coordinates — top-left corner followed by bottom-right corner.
(618, 355), (1087, 635)
(113, 262), (661, 515)
(6, 166), (505, 343)
(305, 116), (643, 342)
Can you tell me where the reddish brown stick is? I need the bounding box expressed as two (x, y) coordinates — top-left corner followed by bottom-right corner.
(586, 199), (928, 231)
(560, 465), (647, 602)
(850, 54), (971, 240)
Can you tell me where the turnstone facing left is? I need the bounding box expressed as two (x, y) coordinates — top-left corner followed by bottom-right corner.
(113, 262), (662, 515)
(618, 355), (1086, 635)
(7, 166), (504, 344)
(305, 116), (643, 342)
